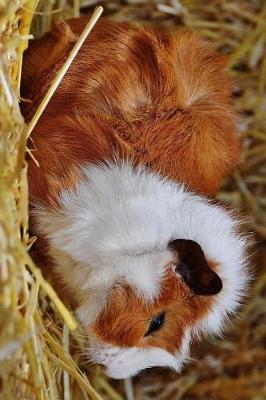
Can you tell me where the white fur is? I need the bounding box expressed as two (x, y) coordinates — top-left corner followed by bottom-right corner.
(86, 329), (192, 379)
(33, 162), (249, 377)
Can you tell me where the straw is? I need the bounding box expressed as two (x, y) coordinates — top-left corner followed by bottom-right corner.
(26, 5), (103, 137)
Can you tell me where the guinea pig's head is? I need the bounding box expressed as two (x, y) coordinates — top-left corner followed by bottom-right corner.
(87, 239), (224, 379)
(33, 163), (249, 378)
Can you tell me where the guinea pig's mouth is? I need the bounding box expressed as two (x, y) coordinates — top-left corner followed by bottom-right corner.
(86, 331), (191, 379)
(96, 347), (183, 380)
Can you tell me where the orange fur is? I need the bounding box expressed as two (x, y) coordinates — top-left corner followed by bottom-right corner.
(91, 265), (212, 354)
(22, 18), (241, 352)
(23, 17), (240, 205)
(27, 113), (129, 208)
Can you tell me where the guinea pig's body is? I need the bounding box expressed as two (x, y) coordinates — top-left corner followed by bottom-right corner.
(22, 18), (248, 378)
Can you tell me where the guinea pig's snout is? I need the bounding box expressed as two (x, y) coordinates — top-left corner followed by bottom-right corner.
(86, 345), (136, 380)
(169, 239), (223, 296)
(86, 343), (122, 375)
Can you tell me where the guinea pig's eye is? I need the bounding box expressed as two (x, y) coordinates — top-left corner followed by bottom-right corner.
(144, 312), (165, 337)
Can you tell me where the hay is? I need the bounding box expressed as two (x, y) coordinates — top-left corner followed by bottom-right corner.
(0, 2), (112, 400)
(0, 1), (265, 400)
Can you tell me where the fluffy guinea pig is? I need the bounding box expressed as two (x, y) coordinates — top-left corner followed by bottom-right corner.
(21, 17), (249, 379)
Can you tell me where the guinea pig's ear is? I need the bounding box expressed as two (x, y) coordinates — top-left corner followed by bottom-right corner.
(168, 239), (222, 296)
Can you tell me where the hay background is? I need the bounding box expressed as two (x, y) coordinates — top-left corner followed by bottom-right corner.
(0, 0), (265, 399)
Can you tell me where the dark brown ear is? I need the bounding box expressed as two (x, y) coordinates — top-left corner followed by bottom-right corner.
(168, 239), (222, 296)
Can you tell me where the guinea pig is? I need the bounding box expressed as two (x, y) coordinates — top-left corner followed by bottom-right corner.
(21, 17), (249, 379)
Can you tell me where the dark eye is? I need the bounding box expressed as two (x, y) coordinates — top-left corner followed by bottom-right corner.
(144, 312), (165, 337)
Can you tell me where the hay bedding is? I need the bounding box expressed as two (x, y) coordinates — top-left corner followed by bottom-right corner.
(0, 0), (265, 399)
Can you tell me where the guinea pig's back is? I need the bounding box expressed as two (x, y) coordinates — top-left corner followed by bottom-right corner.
(22, 17), (240, 199)
(21, 18), (154, 121)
